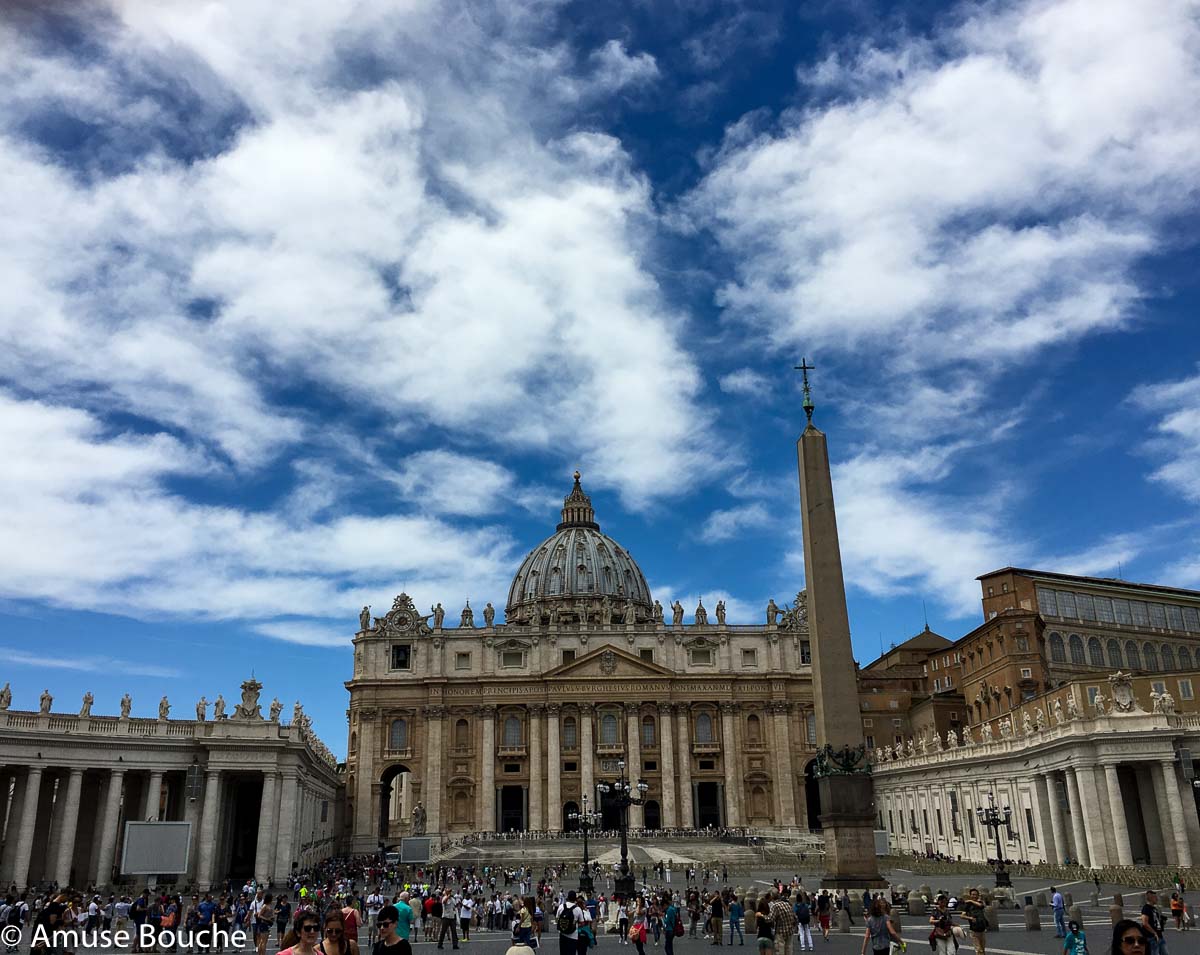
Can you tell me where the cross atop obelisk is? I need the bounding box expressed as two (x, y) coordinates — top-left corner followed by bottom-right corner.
(794, 357), (815, 424)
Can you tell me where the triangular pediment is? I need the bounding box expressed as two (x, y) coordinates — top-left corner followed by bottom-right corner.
(544, 644), (674, 679)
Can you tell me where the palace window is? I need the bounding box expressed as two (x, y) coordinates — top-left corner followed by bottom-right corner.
(695, 712), (714, 743)
(1143, 643), (1159, 671)
(641, 715), (656, 747)
(747, 713), (762, 742)
(1025, 808), (1037, 845)
(503, 715), (522, 747)
(391, 644), (412, 670)
(1161, 645), (1176, 671)
(1125, 641), (1142, 669)
(1058, 592), (1078, 618)
(1179, 678), (1194, 701)
(1076, 594), (1096, 621)
(1069, 634), (1085, 665)
(1151, 681), (1166, 695)
(1150, 604), (1168, 629)
(741, 648), (758, 668)
(1113, 599), (1133, 625)
(1184, 608), (1200, 632)
(1131, 601), (1150, 627)
(1049, 633), (1066, 663)
(455, 652), (471, 670)
(454, 718), (469, 750)
(640, 648), (654, 662)
(390, 719), (408, 751)
(800, 641), (811, 665)
(600, 712), (619, 744)
(563, 716), (578, 749)
(865, 734), (875, 749)
(1107, 639), (1123, 668)
(690, 647), (713, 666)
(562, 650), (576, 665)
(1179, 647), (1193, 670)
(501, 649), (524, 668)
(1087, 686), (1100, 706)
(1094, 597), (1115, 623)
(1088, 637), (1104, 667)
(1020, 668), (1032, 679)
(1036, 588), (1058, 616)
(806, 711), (817, 745)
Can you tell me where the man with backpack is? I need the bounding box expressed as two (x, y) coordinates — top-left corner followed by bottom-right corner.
(557, 891), (588, 955)
(794, 894), (813, 952)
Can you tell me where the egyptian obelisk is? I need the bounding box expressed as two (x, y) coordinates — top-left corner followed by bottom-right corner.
(795, 359), (883, 888)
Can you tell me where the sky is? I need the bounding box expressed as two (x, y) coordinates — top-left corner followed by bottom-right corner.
(2, 0), (1200, 758)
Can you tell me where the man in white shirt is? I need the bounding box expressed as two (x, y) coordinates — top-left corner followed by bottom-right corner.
(367, 889), (386, 944)
(458, 896), (474, 941)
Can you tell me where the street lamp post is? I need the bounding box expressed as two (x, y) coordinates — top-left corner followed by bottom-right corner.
(567, 793), (601, 895)
(974, 791), (1014, 886)
(595, 759), (648, 900)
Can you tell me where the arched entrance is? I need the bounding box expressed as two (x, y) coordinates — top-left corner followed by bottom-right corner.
(804, 759), (822, 831)
(563, 801), (580, 832)
(643, 800), (661, 830)
(599, 788), (622, 829)
(379, 764), (412, 845)
(696, 782), (722, 828)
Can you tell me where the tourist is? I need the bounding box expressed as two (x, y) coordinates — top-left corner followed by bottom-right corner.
(1063, 920), (1087, 955)
(710, 891), (724, 946)
(815, 892), (831, 942)
(928, 914), (954, 955)
(631, 900), (648, 955)
(277, 898), (293, 942)
(756, 900), (775, 955)
(437, 892), (458, 950)
(255, 895), (276, 955)
(794, 892), (812, 952)
(865, 899), (902, 955)
(663, 892), (680, 955)
(1052, 887), (1067, 938)
(618, 898), (630, 945)
(960, 889), (986, 955)
(280, 912), (323, 955)
(320, 908), (362, 955)
(458, 892), (474, 942)
(1140, 891), (1167, 955)
(729, 893), (744, 946)
(769, 889), (797, 955)
(1110, 919), (1151, 955)
(342, 898), (362, 948)
(1168, 895), (1184, 932)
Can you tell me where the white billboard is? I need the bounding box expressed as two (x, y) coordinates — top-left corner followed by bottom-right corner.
(121, 821), (192, 874)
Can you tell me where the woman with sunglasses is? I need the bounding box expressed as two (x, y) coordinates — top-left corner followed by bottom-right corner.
(1110, 919), (1150, 955)
(373, 905), (411, 955)
(321, 908), (362, 955)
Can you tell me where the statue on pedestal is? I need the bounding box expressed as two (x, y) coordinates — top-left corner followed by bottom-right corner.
(600, 595), (611, 625)
(359, 606), (371, 631)
(158, 696), (171, 720)
(1093, 691), (1107, 715)
(0, 682), (10, 711)
(981, 721), (994, 743)
(1022, 711), (1034, 736)
(766, 598), (780, 626)
(671, 600), (684, 626)
(1065, 693), (1081, 720)
(411, 801), (426, 835)
(213, 694), (226, 719)
(483, 602), (495, 628)
(946, 729), (958, 750)
(1034, 708), (1047, 731)
(39, 689), (53, 715)
(120, 693), (132, 718)
(270, 698), (283, 721)
(1052, 698), (1065, 725)
(432, 603), (445, 628)
(715, 600), (726, 625)
(79, 692), (93, 717)
(196, 697), (208, 721)
(294, 700), (304, 724)
(653, 600), (663, 623)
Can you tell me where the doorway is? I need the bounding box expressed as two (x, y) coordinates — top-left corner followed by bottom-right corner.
(643, 800), (661, 830)
(695, 782), (722, 828)
(563, 801), (580, 832)
(500, 785), (525, 832)
(379, 764), (411, 843)
(599, 788), (622, 829)
(804, 759), (822, 831)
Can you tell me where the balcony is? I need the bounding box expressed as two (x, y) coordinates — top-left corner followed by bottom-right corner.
(691, 741), (721, 755)
(384, 747), (413, 760)
(596, 743), (625, 756)
(497, 745), (527, 758)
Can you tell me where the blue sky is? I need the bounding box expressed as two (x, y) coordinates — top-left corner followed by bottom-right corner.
(2, 0), (1199, 757)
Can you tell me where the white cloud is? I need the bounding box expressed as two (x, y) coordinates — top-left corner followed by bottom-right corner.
(252, 621), (349, 648)
(701, 502), (771, 542)
(589, 40), (659, 91)
(0, 647), (180, 680)
(718, 368), (769, 397)
(1130, 367), (1200, 502)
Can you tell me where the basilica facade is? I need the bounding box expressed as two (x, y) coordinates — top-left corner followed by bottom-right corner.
(344, 475), (823, 852)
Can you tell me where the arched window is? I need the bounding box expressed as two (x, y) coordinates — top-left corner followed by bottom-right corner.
(1143, 642), (1159, 672)
(455, 718), (469, 750)
(695, 712), (714, 743)
(1179, 647), (1193, 670)
(600, 712), (618, 744)
(453, 791), (470, 824)
(806, 711), (817, 745)
(751, 785), (768, 818)
(1125, 641), (1142, 669)
(1087, 637), (1104, 667)
(1049, 632), (1065, 663)
(390, 719), (408, 751)
(1068, 634), (1085, 665)
(349, 731), (358, 753)
(1107, 640), (1123, 668)
(503, 715), (521, 747)
(641, 715), (656, 747)
(549, 567), (562, 594)
(1161, 644), (1176, 671)
(747, 713), (762, 743)
(563, 716), (578, 750)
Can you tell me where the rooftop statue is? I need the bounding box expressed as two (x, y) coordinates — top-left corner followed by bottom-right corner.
(79, 692), (93, 718)
(715, 600), (726, 625)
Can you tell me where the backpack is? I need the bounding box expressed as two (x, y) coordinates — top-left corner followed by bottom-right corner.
(556, 906), (577, 935)
(6, 904), (22, 927)
(795, 902), (810, 922)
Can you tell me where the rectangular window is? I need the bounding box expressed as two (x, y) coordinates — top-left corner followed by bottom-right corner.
(1025, 808), (1037, 844)
(933, 678), (941, 691)
(690, 648), (713, 666)
(504, 763), (520, 773)
(562, 649), (576, 664)
(922, 809), (930, 834)
(564, 761), (577, 772)
(910, 810), (918, 832)
(1021, 667), (1032, 678)
(501, 650), (524, 668)
(741, 648), (758, 667)
(1057, 591), (1078, 618)
(643, 761), (657, 771)
(936, 808), (943, 836)
(390, 644), (412, 670)
(1037, 587), (1059, 616)
(865, 734), (875, 748)
(1076, 594), (1096, 621)
(321, 801), (329, 823)
(1094, 597), (1115, 623)
(1150, 603), (1168, 628)
(1087, 686), (1100, 705)
(892, 718), (902, 727)
(1016, 636), (1029, 652)
(639, 648), (654, 662)
(1151, 680), (1166, 694)
(455, 652), (471, 670)
(1131, 600), (1150, 626)
(966, 808), (976, 839)
(1114, 598), (1133, 625)
(1183, 607), (1200, 632)
(898, 810), (904, 834)
(949, 792), (961, 835)
(1167, 605), (1185, 630)
(945, 674), (953, 688)
(889, 810), (895, 833)
(699, 759), (715, 770)
(800, 641), (811, 665)
(1179, 679), (1194, 701)
(863, 718), (874, 727)
(889, 700), (899, 709)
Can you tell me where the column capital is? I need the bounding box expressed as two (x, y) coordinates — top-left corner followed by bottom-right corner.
(719, 701), (739, 714)
(529, 703), (546, 716)
(624, 702), (640, 715)
(546, 702), (561, 715)
(657, 702), (674, 716)
(769, 701), (793, 715)
(423, 705), (447, 719)
(579, 702), (595, 715)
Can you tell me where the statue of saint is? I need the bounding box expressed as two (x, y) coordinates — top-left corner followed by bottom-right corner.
(483, 602), (495, 628)
(1052, 698), (1065, 725)
(213, 694), (226, 719)
(0, 682), (10, 711)
(766, 598), (780, 626)
(600, 595), (611, 624)
(624, 601), (637, 625)
(359, 606), (371, 631)
(460, 601), (474, 628)
(1022, 711), (1034, 736)
(715, 600), (726, 625)
(39, 689), (53, 715)
(270, 698), (283, 721)
(1065, 693), (1081, 720)
(945, 729), (957, 750)
(1092, 691), (1107, 715)
(432, 603), (445, 628)
(981, 721), (994, 742)
(671, 600), (685, 626)
(653, 600), (664, 623)
(158, 696), (171, 720)
(79, 692), (94, 718)
(694, 600), (708, 625)
(196, 697), (208, 721)
(294, 700), (304, 724)
(120, 693), (132, 718)
(411, 801), (426, 835)
(1161, 690), (1176, 714)
(1034, 708), (1047, 731)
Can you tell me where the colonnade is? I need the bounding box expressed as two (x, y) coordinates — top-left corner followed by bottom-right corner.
(878, 757), (1196, 867)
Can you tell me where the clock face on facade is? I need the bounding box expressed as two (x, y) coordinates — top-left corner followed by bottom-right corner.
(394, 613), (412, 630)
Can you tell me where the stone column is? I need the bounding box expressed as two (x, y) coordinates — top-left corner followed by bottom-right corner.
(676, 706), (694, 829)
(658, 704), (678, 829)
(480, 706), (496, 831)
(771, 702), (798, 827)
(529, 704), (544, 831)
(11, 767), (44, 890)
(1064, 768), (1089, 866)
(580, 704), (595, 806)
(1158, 760), (1194, 866)
(92, 769), (125, 890)
(1102, 763), (1134, 865)
(423, 705), (445, 834)
(720, 703), (742, 827)
(625, 704), (644, 828)
(143, 771), (164, 821)
(546, 704), (561, 832)
(53, 768), (85, 886)
(1076, 765), (1109, 866)
(254, 772), (278, 885)
(0, 771), (28, 884)
(1043, 772), (1068, 864)
(274, 773), (299, 884)
(196, 770), (223, 889)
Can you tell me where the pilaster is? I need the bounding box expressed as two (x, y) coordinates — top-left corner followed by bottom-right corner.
(771, 701), (797, 826)
(254, 772), (278, 885)
(580, 704), (595, 805)
(423, 705), (445, 833)
(480, 706), (496, 831)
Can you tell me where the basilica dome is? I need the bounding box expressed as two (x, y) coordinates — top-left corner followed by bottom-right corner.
(505, 472), (653, 620)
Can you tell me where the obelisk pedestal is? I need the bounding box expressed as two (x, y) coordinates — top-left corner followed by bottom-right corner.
(798, 417), (884, 889)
